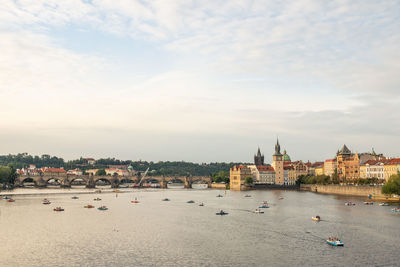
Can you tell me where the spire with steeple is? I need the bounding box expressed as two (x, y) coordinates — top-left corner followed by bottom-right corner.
(274, 138), (282, 156)
(254, 147), (264, 165)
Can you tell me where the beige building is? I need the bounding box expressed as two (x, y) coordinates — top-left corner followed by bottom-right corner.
(324, 159), (337, 177)
(384, 158), (400, 181)
(230, 165), (252, 190)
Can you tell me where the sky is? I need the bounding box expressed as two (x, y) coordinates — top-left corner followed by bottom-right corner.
(0, 0), (399, 163)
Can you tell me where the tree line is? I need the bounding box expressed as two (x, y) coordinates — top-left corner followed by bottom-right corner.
(0, 153), (246, 177)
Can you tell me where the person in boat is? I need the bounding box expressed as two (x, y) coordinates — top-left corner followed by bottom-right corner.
(220, 210), (224, 214)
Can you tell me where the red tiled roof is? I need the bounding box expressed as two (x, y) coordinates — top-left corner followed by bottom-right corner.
(43, 168), (66, 173)
(325, 159), (336, 162)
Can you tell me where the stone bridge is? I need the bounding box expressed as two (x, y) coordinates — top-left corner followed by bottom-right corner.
(15, 174), (211, 189)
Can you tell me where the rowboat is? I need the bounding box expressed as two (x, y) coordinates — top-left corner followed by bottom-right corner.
(42, 199), (51, 205)
(216, 194), (223, 197)
(364, 202), (373, 205)
(131, 200), (139, 203)
(54, 207), (64, 211)
(253, 209), (264, 214)
(71, 196), (79, 199)
(216, 210), (228, 215)
(7, 199), (15, 202)
(187, 200), (195, 203)
(259, 204), (269, 208)
(327, 238), (344, 246)
(345, 202), (355, 206)
(312, 216), (321, 222)
(162, 198), (170, 201)
(199, 203), (204, 206)
(244, 194), (251, 197)
(84, 205), (95, 208)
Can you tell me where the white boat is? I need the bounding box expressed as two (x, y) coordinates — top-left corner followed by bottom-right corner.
(253, 209), (264, 214)
(327, 238), (344, 246)
(379, 203), (389, 206)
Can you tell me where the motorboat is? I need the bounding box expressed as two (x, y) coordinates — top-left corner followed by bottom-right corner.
(199, 203), (204, 206)
(327, 238), (344, 246)
(98, 206), (108, 210)
(345, 202), (355, 206)
(216, 194), (223, 198)
(54, 207), (64, 211)
(71, 196), (79, 199)
(392, 208), (400, 212)
(7, 198), (15, 202)
(42, 199), (51, 205)
(162, 198), (170, 201)
(364, 202), (373, 205)
(259, 204), (269, 208)
(84, 205), (95, 208)
(216, 210), (228, 215)
(2, 196), (10, 200)
(379, 203), (389, 206)
(93, 198), (101, 201)
(312, 216), (321, 222)
(187, 200), (195, 203)
(253, 209), (264, 214)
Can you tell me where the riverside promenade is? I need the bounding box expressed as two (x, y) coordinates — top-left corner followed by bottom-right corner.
(300, 184), (384, 198)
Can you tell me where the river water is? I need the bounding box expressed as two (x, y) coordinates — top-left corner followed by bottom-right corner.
(0, 188), (399, 267)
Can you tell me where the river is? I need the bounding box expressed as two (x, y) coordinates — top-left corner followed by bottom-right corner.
(0, 188), (399, 266)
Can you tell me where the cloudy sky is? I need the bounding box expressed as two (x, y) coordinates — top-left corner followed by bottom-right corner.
(0, 0), (399, 163)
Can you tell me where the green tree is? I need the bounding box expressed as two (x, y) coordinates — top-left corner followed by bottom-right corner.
(382, 173), (400, 195)
(245, 176), (253, 184)
(95, 169), (106, 176)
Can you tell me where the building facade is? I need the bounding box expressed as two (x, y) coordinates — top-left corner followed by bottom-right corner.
(324, 159), (337, 177)
(229, 165), (252, 190)
(272, 139), (284, 185)
(336, 144), (360, 182)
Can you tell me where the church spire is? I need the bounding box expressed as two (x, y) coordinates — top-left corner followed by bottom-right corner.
(274, 138), (282, 156)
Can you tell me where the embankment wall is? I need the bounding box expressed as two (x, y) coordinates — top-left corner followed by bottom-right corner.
(300, 184), (384, 198)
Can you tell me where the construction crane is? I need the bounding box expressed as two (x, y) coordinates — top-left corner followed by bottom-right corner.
(137, 167), (149, 187)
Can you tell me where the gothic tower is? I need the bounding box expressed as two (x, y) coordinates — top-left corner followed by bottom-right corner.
(254, 147), (264, 165)
(272, 138), (284, 185)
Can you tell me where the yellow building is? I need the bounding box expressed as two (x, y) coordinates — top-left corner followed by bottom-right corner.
(229, 165), (252, 190)
(384, 158), (400, 181)
(359, 165), (367, 178)
(315, 166), (324, 176)
(272, 139), (284, 185)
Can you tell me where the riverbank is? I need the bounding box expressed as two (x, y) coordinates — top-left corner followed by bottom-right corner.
(300, 184), (385, 199)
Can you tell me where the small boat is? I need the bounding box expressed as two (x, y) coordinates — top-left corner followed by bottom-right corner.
(131, 200), (140, 203)
(98, 206), (108, 210)
(253, 209), (264, 214)
(84, 205), (95, 208)
(244, 194), (251, 197)
(345, 202), (355, 206)
(7, 198), (15, 202)
(259, 204), (269, 208)
(216, 194), (223, 198)
(187, 200), (195, 203)
(364, 202), (373, 205)
(216, 210), (228, 215)
(326, 238), (344, 246)
(279, 197), (284, 200)
(71, 196), (79, 199)
(379, 203), (389, 206)
(95, 189), (102, 193)
(199, 203), (204, 206)
(93, 198), (101, 201)
(312, 216), (321, 222)
(42, 199), (51, 205)
(162, 198), (170, 201)
(392, 208), (400, 212)
(54, 207), (64, 211)
(2, 196), (11, 200)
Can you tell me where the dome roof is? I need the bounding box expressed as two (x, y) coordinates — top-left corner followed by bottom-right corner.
(282, 150), (291, 161)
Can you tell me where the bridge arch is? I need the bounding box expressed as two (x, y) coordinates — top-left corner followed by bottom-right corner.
(70, 177), (87, 187)
(46, 177), (62, 187)
(94, 178), (112, 188)
(21, 177), (37, 187)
